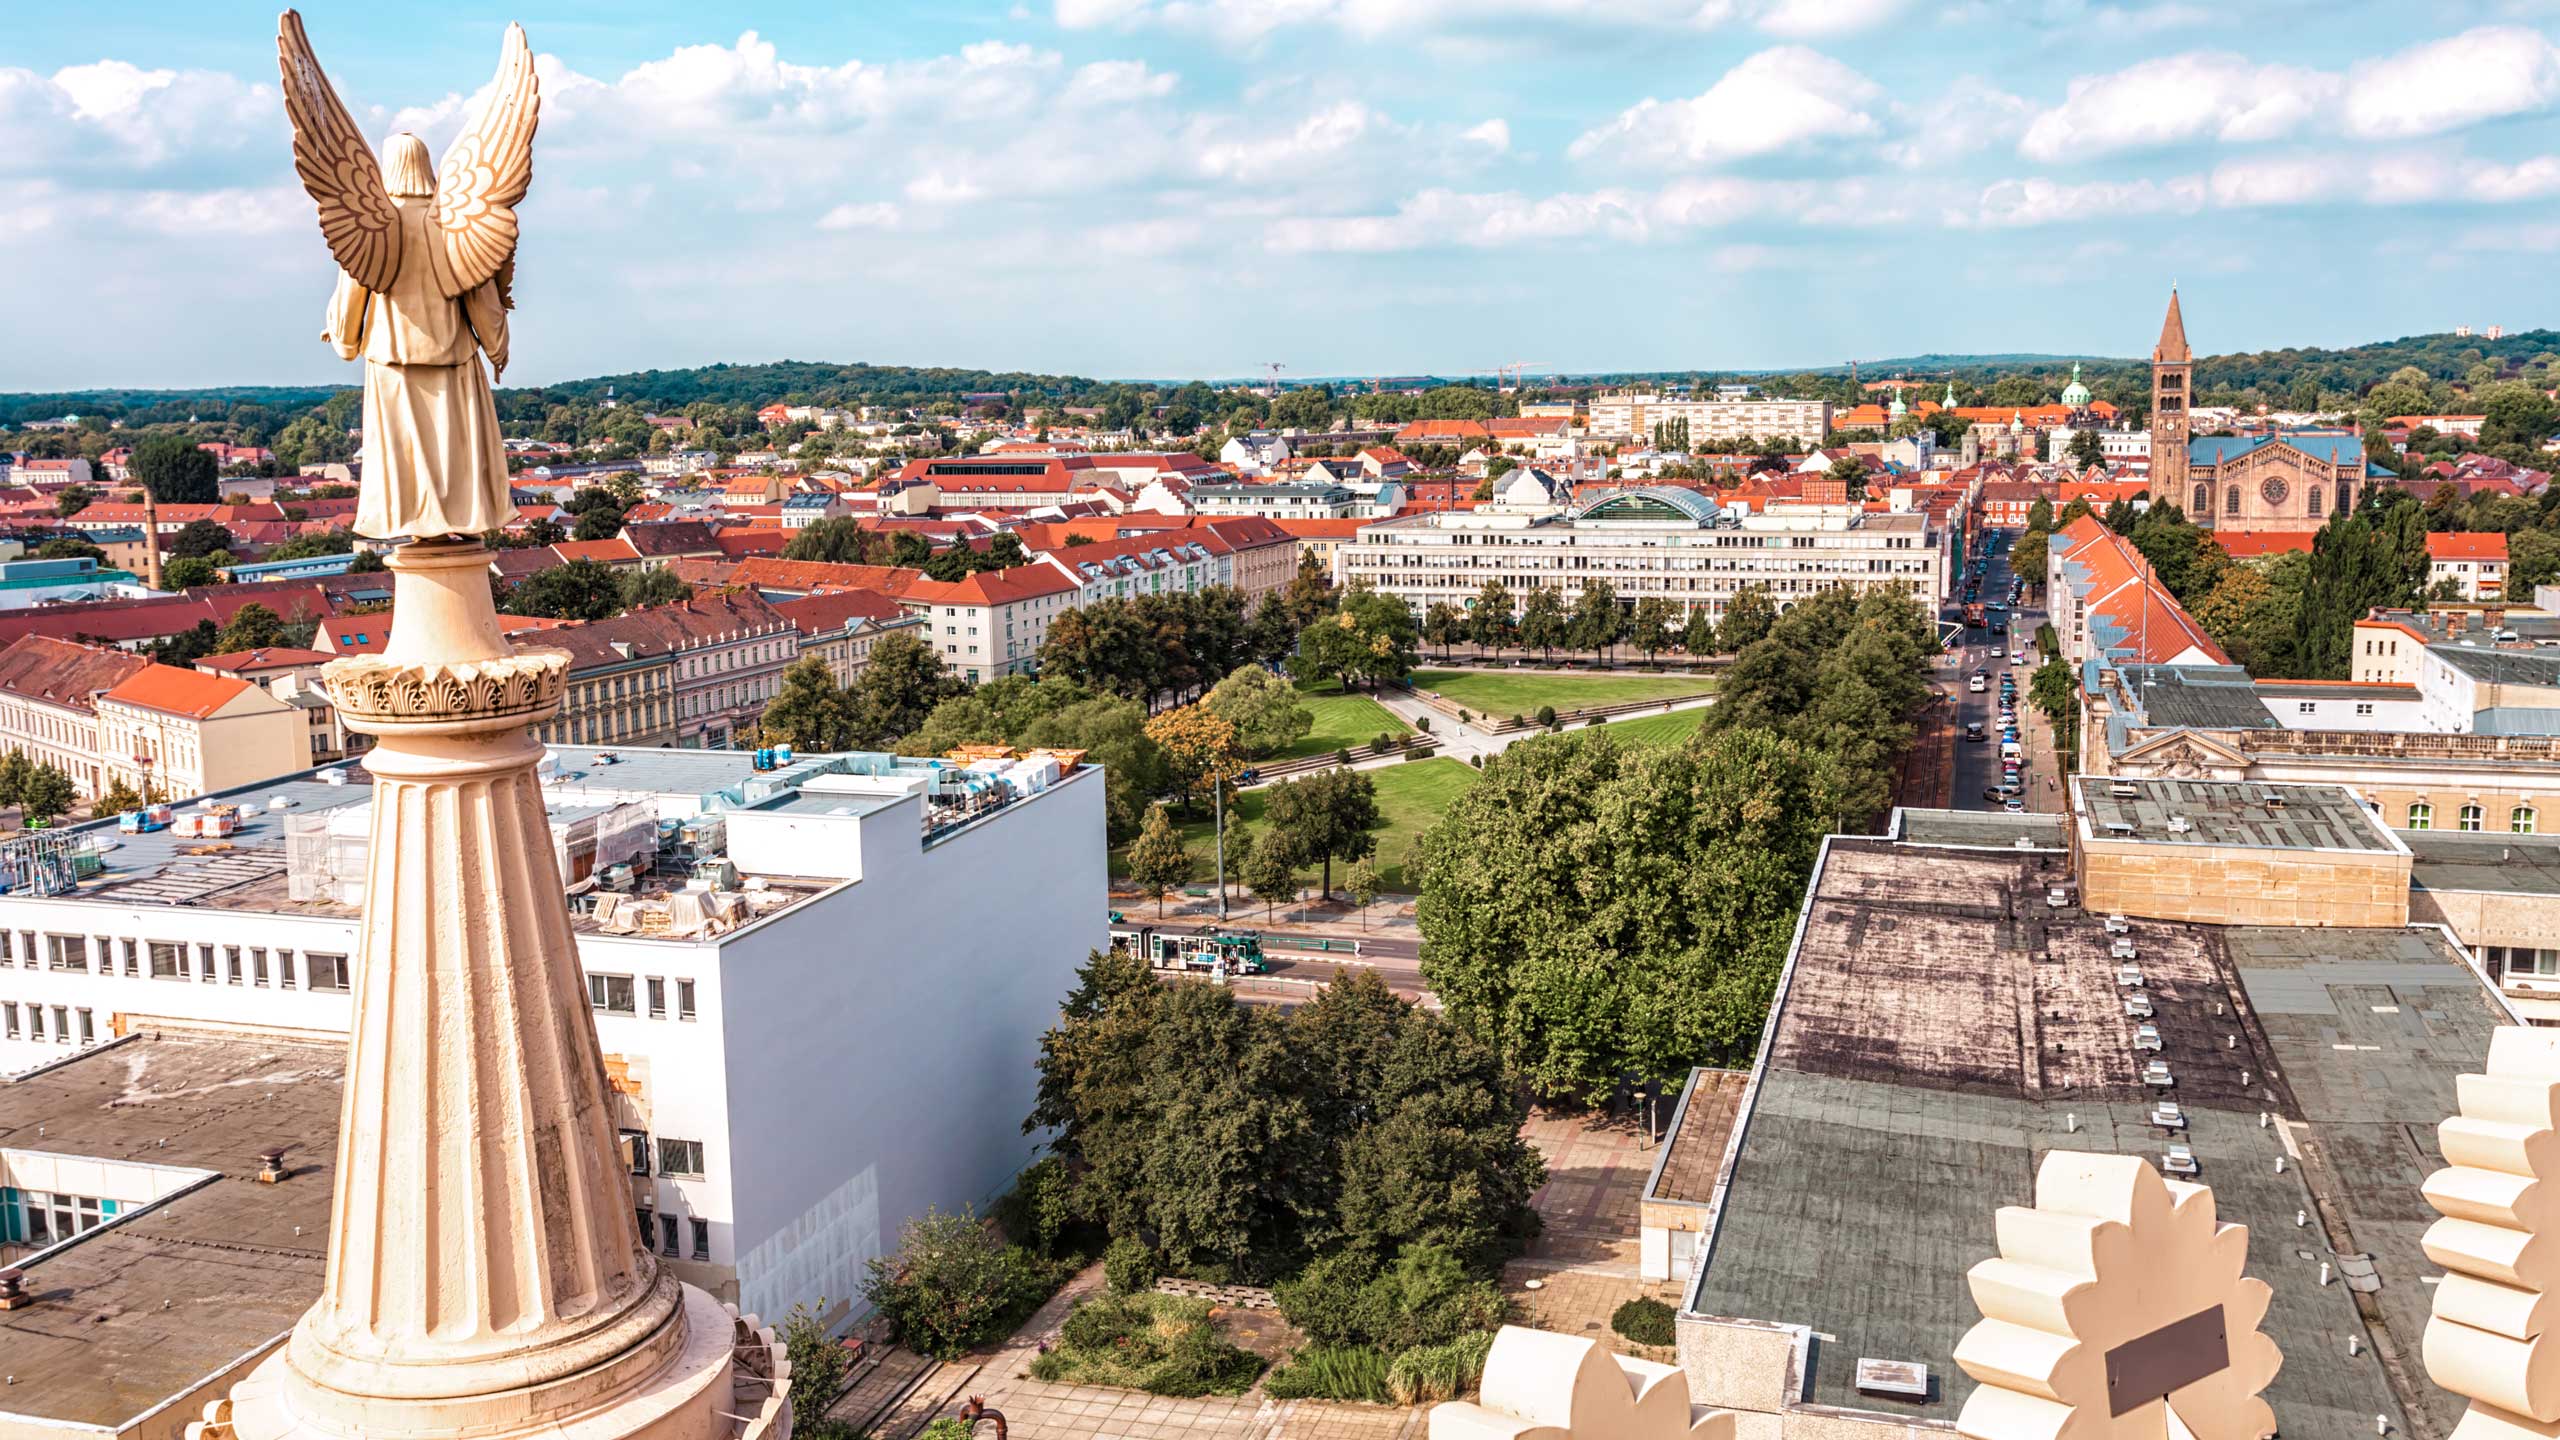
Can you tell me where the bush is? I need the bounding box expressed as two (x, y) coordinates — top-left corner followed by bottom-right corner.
(1264, 1345), (1391, 1402)
(1456, 709), (1471, 724)
(861, 1208), (1063, 1360)
(1611, 1296), (1677, 1347)
(1408, 748), (1432, 762)
(1275, 1243), (1507, 1354)
(1535, 705), (1556, 729)
(1415, 715), (1431, 732)
(992, 1155), (1089, 1259)
(779, 1301), (853, 1428)
(916, 1421), (974, 1440)
(1105, 1236), (1160, 1296)
(1386, 1332), (1495, 1404)
(1336, 747), (1355, 766)
(1028, 1293), (1264, 1396)
(1470, 754), (1483, 767)
(1372, 731), (1402, 753)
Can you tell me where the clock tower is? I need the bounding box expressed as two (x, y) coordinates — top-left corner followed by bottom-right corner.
(2150, 287), (2193, 515)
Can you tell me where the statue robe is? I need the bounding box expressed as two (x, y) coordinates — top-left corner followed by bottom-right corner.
(325, 199), (516, 540)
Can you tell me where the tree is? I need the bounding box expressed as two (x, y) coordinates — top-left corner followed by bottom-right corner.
(782, 516), (888, 566)
(19, 763), (75, 827)
(1466, 581), (1515, 654)
(1824, 455), (1866, 499)
(1204, 664), (1313, 759)
(762, 655), (856, 751)
(161, 556), (224, 591)
(2189, 556), (2304, 676)
(0, 749), (31, 810)
(54, 485), (93, 518)
(1127, 804), (1195, 917)
(2029, 657), (2078, 759)
(34, 536), (104, 563)
(1718, 587), (1775, 650)
(169, 519), (235, 560)
(94, 776), (145, 817)
(849, 631), (967, 746)
(262, 528), (359, 562)
(1282, 554), (1337, 629)
(213, 602), (288, 652)
(1244, 825), (1302, 921)
(1262, 766), (1382, 900)
(2067, 429), (2105, 468)
(1291, 589), (1417, 693)
(1144, 704), (1241, 812)
(778, 1303), (855, 1440)
(132, 433), (219, 505)
(1422, 602), (1464, 661)
(1345, 856), (1380, 927)
(1680, 605), (1716, 657)
(615, 566), (693, 611)
(1516, 586), (1567, 661)
(1628, 596), (1677, 665)
(1568, 582), (1622, 663)
(504, 558), (625, 621)
(859, 1207), (1056, 1361)
(1413, 726), (1839, 1100)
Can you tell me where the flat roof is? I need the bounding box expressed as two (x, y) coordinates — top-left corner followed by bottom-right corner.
(1891, 807), (2068, 850)
(2405, 830), (2560, 897)
(2432, 643), (2560, 688)
(2073, 776), (2405, 854)
(1645, 1068), (1749, 1207)
(1684, 837), (2500, 1433)
(0, 1031), (342, 1430)
(2111, 664), (2282, 729)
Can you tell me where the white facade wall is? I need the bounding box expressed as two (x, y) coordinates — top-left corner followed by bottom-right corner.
(2266, 693), (2433, 730)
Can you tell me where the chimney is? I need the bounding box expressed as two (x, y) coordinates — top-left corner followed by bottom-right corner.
(140, 484), (164, 589)
(256, 1146), (291, 1184)
(0, 1268), (28, 1310)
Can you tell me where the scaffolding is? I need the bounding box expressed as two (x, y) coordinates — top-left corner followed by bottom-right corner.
(285, 804), (372, 905)
(0, 830), (85, 897)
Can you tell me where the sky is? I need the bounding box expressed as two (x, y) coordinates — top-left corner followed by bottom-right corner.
(5, 0), (2559, 391)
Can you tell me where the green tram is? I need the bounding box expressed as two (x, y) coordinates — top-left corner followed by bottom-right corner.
(1109, 922), (1270, 976)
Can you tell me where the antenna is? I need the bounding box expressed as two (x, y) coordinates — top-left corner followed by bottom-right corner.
(1262, 362), (1285, 399)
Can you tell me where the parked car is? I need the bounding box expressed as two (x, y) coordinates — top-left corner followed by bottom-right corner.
(1969, 675), (1987, 692)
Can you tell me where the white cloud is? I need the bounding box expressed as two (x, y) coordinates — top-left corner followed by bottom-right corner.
(817, 201), (901, 230)
(2342, 25), (2560, 139)
(1570, 46), (1879, 169)
(1193, 100), (1383, 181)
(904, 173), (987, 205)
(0, 60), (271, 177)
(2020, 53), (2336, 161)
(1464, 119), (1511, 153)
(1064, 59), (1178, 104)
(2207, 148), (2560, 207)
(1953, 174), (2206, 227)
(1739, 0), (1911, 37)
(1882, 80), (2033, 168)
(1053, 0), (1911, 42)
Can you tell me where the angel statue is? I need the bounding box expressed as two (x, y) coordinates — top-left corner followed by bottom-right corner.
(276, 10), (537, 541)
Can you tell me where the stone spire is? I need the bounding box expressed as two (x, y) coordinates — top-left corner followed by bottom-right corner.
(2154, 287), (2191, 365)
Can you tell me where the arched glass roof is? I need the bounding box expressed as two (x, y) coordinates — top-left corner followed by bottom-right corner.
(1571, 486), (1720, 525)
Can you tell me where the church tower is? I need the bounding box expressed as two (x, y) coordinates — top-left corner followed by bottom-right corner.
(2150, 287), (2193, 516)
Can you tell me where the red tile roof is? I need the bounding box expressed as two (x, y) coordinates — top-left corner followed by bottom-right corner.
(898, 565), (1079, 607)
(1393, 419), (1492, 443)
(2425, 532), (2509, 562)
(731, 558), (928, 596)
(771, 589), (911, 635)
(194, 646), (331, 673)
(101, 663), (258, 719)
(0, 635), (151, 710)
(2213, 532), (2316, 560)
(550, 538), (644, 566)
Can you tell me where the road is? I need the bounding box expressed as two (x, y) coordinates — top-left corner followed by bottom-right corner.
(1943, 531), (2066, 815)
(1109, 916), (1431, 1005)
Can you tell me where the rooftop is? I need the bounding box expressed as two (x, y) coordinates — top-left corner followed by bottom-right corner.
(2405, 829), (2560, 897)
(1644, 1067), (1749, 1207)
(1889, 806), (2070, 849)
(2432, 642), (2560, 688)
(0, 1030), (342, 1432)
(1684, 835), (2504, 1434)
(2073, 776), (2406, 853)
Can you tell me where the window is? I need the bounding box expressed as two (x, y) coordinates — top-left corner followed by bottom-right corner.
(2461, 804), (2486, 832)
(2297, 702), (2315, 716)
(2307, 488), (2323, 517)
(2191, 484), (2208, 512)
(2493, 945), (2560, 980)
(587, 974), (637, 1016)
(77, 1008), (93, 1044)
(280, 951), (297, 989)
(252, 948), (270, 986)
(621, 1129), (651, 1175)
(2515, 806), (2538, 835)
(121, 939), (138, 976)
(659, 1214), (681, 1256)
(690, 1217), (710, 1260)
(647, 977), (666, 1019)
(636, 1207), (654, 1243)
(2407, 802), (2433, 830)
(2355, 703), (2374, 717)
(0, 931), (12, 964)
(2, 1002), (16, 1038)
(26, 1006), (42, 1041)
(47, 934), (83, 972)
(656, 1138), (705, 1178)
(2225, 486), (2241, 515)
(149, 940), (184, 979)
(225, 945), (242, 984)
(677, 979), (697, 1020)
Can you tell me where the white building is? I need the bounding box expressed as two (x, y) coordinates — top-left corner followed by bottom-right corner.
(2044, 426), (2154, 466)
(1584, 394), (1833, 446)
(1338, 486), (1946, 621)
(0, 744), (1106, 1325)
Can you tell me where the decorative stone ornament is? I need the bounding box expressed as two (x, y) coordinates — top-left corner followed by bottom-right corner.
(1429, 1327), (1733, 1440)
(1953, 1151), (2279, 1440)
(2420, 1025), (2560, 1435)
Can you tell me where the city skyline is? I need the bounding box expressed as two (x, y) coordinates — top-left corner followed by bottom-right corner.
(5, 0), (2558, 389)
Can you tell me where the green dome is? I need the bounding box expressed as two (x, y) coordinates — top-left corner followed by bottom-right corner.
(2061, 362), (2091, 408)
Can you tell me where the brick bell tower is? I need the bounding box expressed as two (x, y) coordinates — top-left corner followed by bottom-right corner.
(2150, 287), (2193, 519)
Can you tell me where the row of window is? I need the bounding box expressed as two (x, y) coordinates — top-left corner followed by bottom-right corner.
(586, 972), (699, 1021)
(2, 1000), (97, 1045)
(0, 932), (351, 990)
(2406, 803), (2537, 833)
(13, 1188), (110, 1247)
(2491, 945), (2560, 980)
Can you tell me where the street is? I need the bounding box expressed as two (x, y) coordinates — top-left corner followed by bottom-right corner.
(1943, 531), (2066, 815)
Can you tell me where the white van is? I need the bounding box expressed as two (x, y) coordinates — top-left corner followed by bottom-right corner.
(1968, 675), (1987, 693)
(2000, 741), (2023, 761)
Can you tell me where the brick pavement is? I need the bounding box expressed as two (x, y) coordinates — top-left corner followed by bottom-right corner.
(1500, 1108), (1684, 1363)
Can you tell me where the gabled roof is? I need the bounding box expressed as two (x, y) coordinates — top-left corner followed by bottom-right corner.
(0, 635), (151, 710)
(194, 646), (330, 673)
(2425, 532), (2509, 562)
(549, 538), (643, 565)
(731, 558), (927, 596)
(2215, 531), (2316, 560)
(620, 520), (725, 557)
(100, 663), (260, 719)
(771, 589), (911, 636)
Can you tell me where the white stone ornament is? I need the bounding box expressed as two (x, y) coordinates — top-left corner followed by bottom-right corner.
(1953, 1151), (2279, 1440)
(2421, 1026), (2560, 1437)
(1430, 1327), (1733, 1440)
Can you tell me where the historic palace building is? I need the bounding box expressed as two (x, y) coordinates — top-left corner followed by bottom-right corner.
(2150, 288), (2398, 533)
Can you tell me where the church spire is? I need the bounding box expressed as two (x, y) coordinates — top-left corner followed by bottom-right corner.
(2153, 287), (2191, 364)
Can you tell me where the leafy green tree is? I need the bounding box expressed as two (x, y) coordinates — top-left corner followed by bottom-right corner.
(1421, 602), (1463, 661)
(1245, 826), (1302, 921)
(2067, 429), (2105, 468)
(1628, 596), (1677, 664)
(1291, 589), (1417, 693)
(781, 516), (889, 566)
(161, 555), (224, 590)
(1515, 586), (1566, 661)
(848, 631), (966, 746)
(1128, 804), (1194, 916)
(34, 536), (104, 563)
(1414, 726), (1839, 1100)
(1263, 766), (1381, 900)
(132, 433), (219, 504)
(503, 558), (624, 621)
(0, 749), (30, 809)
(615, 566), (693, 611)
(1345, 856), (1380, 925)
(2296, 500), (2427, 677)
(54, 485), (93, 518)
(2029, 658), (2078, 759)
(213, 602), (288, 652)
(94, 776), (146, 817)
(1568, 581), (1622, 663)
(778, 1302), (854, 1440)
(1465, 582), (1514, 654)
(262, 528), (359, 562)
(19, 762), (75, 827)
(859, 1207), (1057, 1361)
(761, 655), (856, 751)
(1680, 605), (1716, 657)
(169, 518), (235, 560)
(1204, 665), (1313, 759)
(1717, 586), (1775, 650)
(1144, 704), (1241, 812)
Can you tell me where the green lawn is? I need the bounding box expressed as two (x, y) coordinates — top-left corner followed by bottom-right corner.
(1409, 668), (1711, 719)
(1113, 756), (1480, 895)
(1603, 707), (1707, 748)
(1283, 681), (1409, 760)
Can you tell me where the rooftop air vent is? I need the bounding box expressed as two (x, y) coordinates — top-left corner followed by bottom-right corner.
(2162, 1142), (2199, 1176)
(2109, 781), (2139, 799)
(0, 1267), (26, 1311)
(2166, 816), (2194, 834)
(1853, 1359), (1929, 1402)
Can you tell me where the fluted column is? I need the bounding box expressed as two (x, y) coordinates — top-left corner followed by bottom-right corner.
(217, 540), (732, 1440)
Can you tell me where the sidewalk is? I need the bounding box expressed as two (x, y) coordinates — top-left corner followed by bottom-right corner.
(1125, 889), (1421, 938)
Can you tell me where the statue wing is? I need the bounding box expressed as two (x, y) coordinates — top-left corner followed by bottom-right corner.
(429, 23), (540, 301)
(276, 10), (402, 295)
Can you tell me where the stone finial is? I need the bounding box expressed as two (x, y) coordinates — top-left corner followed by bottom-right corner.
(1428, 1326), (1733, 1440)
(2421, 1026), (2560, 1430)
(1952, 1151), (2278, 1439)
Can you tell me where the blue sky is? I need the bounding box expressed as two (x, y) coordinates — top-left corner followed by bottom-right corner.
(5, 0), (2557, 390)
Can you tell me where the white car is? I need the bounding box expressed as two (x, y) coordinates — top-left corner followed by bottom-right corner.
(1969, 675), (1986, 693)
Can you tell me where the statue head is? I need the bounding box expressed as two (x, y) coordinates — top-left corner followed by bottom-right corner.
(382, 133), (435, 198)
